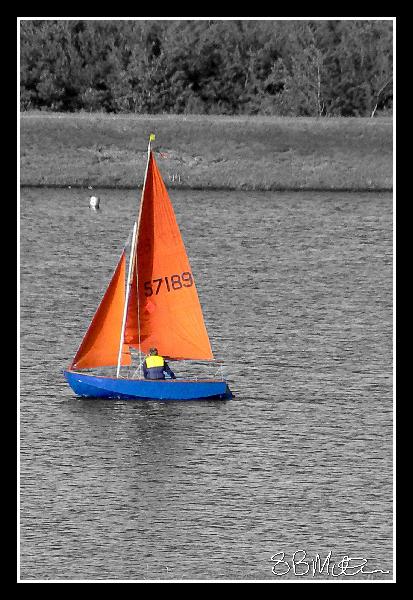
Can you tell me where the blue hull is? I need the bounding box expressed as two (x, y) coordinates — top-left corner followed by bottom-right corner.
(64, 370), (233, 401)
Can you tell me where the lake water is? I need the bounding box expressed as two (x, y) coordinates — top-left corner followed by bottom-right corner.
(19, 187), (393, 581)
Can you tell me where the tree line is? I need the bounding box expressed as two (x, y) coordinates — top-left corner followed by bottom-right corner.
(20, 20), (393, 117)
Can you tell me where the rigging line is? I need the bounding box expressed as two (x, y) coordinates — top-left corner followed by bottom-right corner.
(135, 136), (153, 379)
(116, 135), (153, 379)
(124, 226), (134, 248)
(116, 222), (137, 378)
(136, 255), (142, 378)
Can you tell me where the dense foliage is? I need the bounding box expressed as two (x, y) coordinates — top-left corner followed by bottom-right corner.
(20, 20), (393, 117)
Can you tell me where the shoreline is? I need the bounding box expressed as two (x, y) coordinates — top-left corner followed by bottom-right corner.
(20, 183), (392, 193)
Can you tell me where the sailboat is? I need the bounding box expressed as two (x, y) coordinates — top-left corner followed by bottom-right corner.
(64, 135), (233, 401)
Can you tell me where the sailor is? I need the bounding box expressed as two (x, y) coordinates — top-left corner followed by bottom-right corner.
(143, 347), (176, 380)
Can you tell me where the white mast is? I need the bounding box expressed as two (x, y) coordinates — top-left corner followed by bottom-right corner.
(116, 135), (154, 378)
(116, 221), (137, 378)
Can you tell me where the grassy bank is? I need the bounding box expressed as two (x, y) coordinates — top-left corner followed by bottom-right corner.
(20, 112), (393, 191)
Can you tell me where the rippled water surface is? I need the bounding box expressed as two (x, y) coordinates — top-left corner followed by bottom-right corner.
(19, 187), (393, 581)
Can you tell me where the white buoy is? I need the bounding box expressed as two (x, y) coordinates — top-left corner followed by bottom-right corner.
(89, 195), (100, 210)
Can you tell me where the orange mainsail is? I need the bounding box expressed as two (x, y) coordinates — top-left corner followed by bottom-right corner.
(71, 146), (213, 371)
(124, 151), (213, 360)
(71, 251), (131, 369)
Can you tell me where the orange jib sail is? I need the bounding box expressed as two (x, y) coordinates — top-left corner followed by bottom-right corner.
(71, 251), (131, 369)
(124, 152), (213, 360)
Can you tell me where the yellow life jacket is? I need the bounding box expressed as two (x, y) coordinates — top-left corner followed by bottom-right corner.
(145, 355), (165, 369)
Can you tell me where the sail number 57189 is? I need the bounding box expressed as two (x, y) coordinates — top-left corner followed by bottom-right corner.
(144, 272), (194, 296)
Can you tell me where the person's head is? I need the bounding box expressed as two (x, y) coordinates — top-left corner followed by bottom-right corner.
(149, 347), (158, 356)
